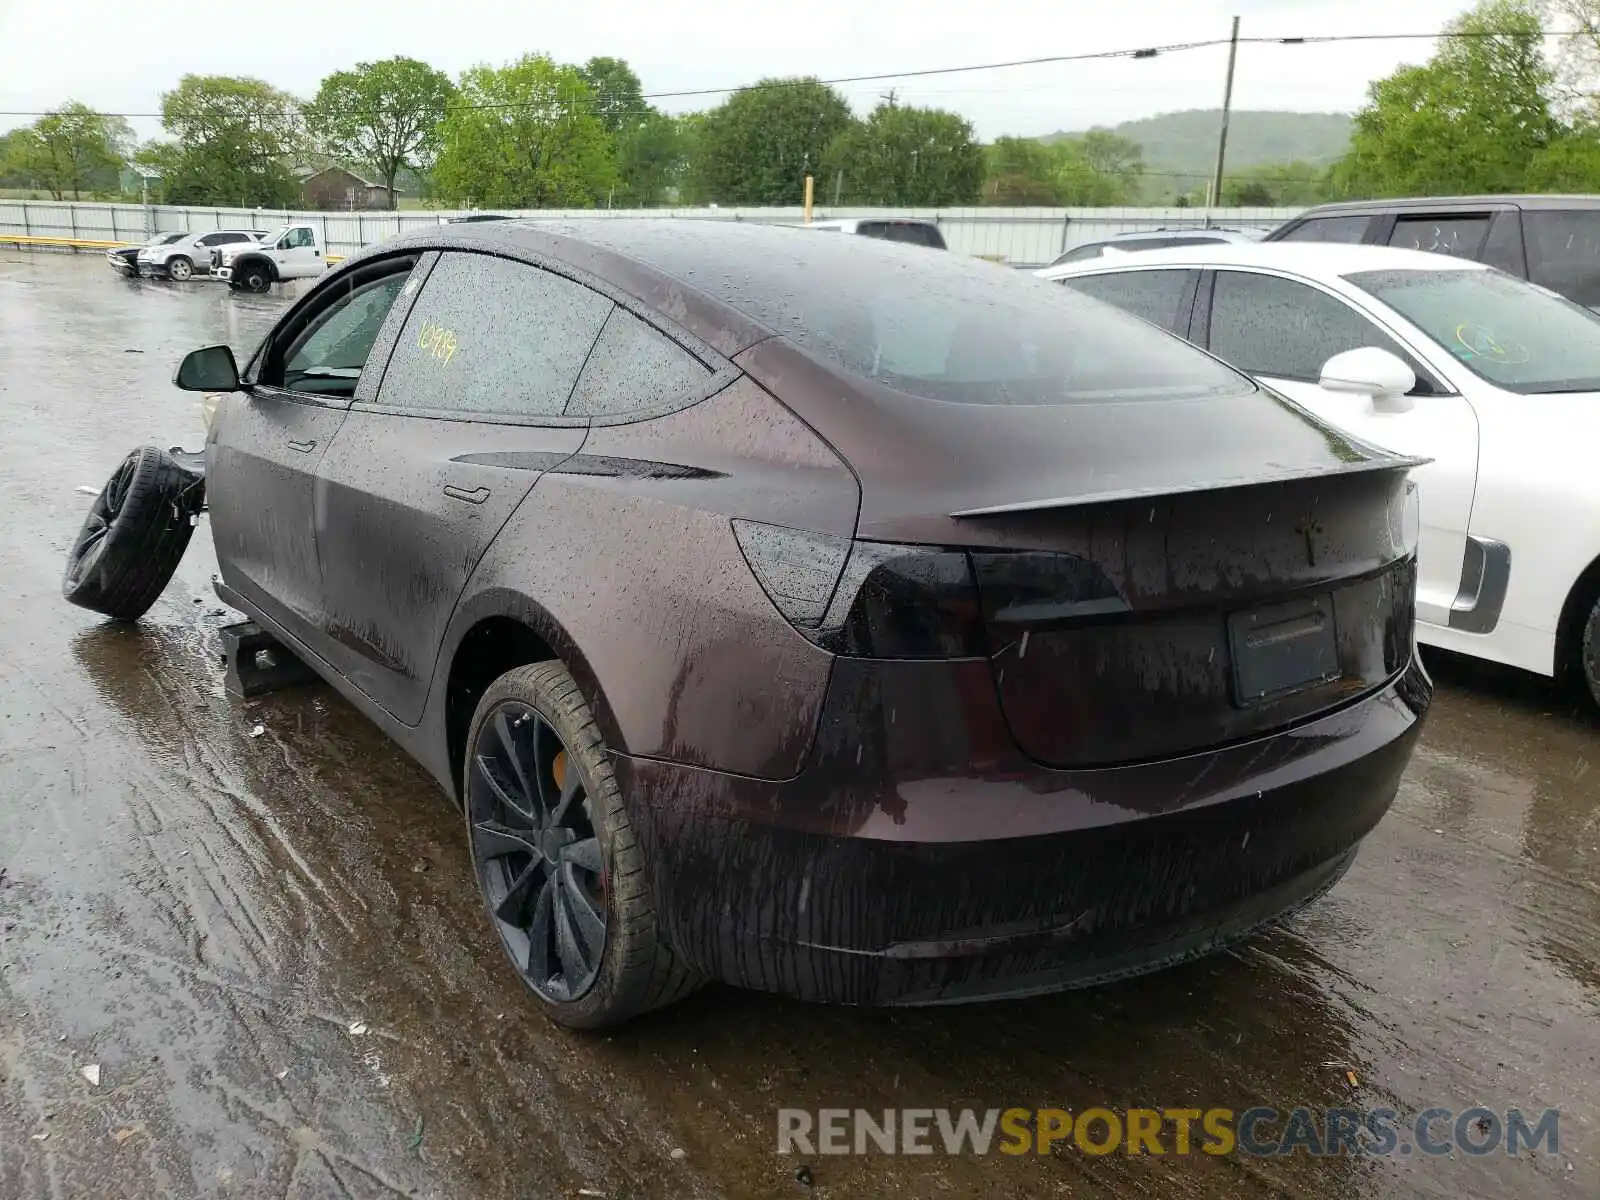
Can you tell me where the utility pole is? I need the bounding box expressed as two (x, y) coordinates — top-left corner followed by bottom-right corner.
(880, 88), (899, 108)
(1210, 15), (1241, 208)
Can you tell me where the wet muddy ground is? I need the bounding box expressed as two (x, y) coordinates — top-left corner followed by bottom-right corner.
(0, 253), (1597, 1200)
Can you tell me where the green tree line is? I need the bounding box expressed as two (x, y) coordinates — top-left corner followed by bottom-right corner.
(7, 2), (1600, 211)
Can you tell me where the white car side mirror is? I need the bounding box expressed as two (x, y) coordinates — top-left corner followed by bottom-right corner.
(1318, 347), (1416, 414)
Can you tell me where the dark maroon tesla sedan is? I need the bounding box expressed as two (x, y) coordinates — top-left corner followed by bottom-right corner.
(75, 219), (1429, 1027)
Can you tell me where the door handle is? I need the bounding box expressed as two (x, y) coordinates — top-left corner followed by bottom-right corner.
(287, 438), (315, 453)
(444, 484), (490, 505)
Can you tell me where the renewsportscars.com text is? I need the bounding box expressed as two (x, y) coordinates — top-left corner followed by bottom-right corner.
(776, 1106), (1560, 1158)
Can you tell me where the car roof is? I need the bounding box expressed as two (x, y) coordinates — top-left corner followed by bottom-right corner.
(1289, 194), (1600, 215)
(1038, 240), (1490, 280)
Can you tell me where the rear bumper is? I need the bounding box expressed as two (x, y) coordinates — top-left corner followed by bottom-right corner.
(615, 656), (1430, 1005)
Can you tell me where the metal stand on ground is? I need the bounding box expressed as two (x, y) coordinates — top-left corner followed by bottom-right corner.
(219, 621), (320, 698)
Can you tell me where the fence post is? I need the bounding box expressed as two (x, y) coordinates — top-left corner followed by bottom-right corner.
(20, 201), (29, 239)
(111, 206), (118, 241)
(322, 213), (331, 257)
(357, 211), (364, 248)
(1059, 210), (1071, 259)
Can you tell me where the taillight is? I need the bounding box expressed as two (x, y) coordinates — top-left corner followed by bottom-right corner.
(733, 520), (986, 658)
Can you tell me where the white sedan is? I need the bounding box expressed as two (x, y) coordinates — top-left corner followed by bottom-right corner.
(1040, 242), (1600, 707)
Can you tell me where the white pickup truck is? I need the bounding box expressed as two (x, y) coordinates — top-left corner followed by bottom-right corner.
(212, 223), (328, 292)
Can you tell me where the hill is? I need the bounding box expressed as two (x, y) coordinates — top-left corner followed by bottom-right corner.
(1041, 109), (1353, 176)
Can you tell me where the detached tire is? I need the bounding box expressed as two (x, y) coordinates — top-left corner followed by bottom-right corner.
(63, 446), (200, 621)
(464, 661), (700, 1028)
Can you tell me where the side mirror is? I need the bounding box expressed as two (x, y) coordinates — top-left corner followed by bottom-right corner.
(174, 345), (240, 392)
(1318, 347), (1416, 414)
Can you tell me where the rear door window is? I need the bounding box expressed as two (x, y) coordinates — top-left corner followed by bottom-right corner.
(1206, 270), (1436, 390)
(1522, 209), (1600, 308)
(566, 307), (713, 418)
(1275, 215), (1372, 244)
(1052, 243), (1106, 264)
(1059, 269), (1197, 334)
(1387, 213), (1492, 260)
(856, 221), (946, 249)
(378, 251), (612, 418)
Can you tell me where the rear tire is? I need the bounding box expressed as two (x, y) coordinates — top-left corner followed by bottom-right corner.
(63, 447), (201, 621)
(1582, 596), (1600, 710)
(464, 661), (700, 1029)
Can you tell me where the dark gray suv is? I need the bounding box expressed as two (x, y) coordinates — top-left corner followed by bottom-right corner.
(1267, 195), (1600, 308)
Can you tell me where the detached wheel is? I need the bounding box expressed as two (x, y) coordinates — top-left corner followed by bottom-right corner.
(464, 661), (699, 1029)
(1582, 596), (1600, 710)
(238, 262), (272, 293)
(166, 255), (193, 282)
(63, 446), (201, 621)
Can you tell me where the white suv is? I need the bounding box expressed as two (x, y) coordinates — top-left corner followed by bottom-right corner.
(213, 223), (327, 292)
(136, 230), (265, 281)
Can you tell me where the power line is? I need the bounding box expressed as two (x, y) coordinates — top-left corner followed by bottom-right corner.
(0, 26), (1592, 123)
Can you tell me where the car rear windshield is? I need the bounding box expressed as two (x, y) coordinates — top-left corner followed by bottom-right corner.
(798, 264), (1247, 405)
(1346, 266), (1600, 393)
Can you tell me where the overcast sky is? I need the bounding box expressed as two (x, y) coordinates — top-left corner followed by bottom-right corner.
(1, 0), (1473, 142)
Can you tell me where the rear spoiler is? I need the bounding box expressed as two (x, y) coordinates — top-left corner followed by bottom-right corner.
(949, 456), (1430, 518)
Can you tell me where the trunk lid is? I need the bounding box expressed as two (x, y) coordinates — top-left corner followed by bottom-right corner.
(736, 339), (1421, 767)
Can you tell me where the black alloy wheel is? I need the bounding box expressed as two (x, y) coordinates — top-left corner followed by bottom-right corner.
(467, 701), (607, 1002)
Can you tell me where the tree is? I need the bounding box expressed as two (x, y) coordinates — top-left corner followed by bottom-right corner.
(0, 130), (26, 188)
(1222, 161), (1342, 206)
(433, 55), (616, 207)
(1337, 0), (1557, 197)
(981, 136), (1062, 204)
(577, 57), (645, 136)
(305, 57), (455, 209)
(616, 111), (687, 206)
(1052, 132), (1145, 204)
(4, 102), (131, 200)
(159, 75), (303, 206)
(693, 78), (855, 204)
(1542, 0), (1600, 113)
(821, 103), (983, 205)
(1527, 123), (1600, 187)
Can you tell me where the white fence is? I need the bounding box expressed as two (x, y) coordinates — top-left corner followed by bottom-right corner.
(0, 199), (1304, 268)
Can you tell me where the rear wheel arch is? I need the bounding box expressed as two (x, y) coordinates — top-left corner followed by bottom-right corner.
(440, 594), (624, 805)
(1554, 551), (1600, 689)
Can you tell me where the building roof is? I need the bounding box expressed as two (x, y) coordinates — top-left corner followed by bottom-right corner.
(296, 164), (393, 190)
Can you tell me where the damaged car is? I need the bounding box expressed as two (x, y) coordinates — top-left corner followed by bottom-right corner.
(63, 220), (1431, 1028)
